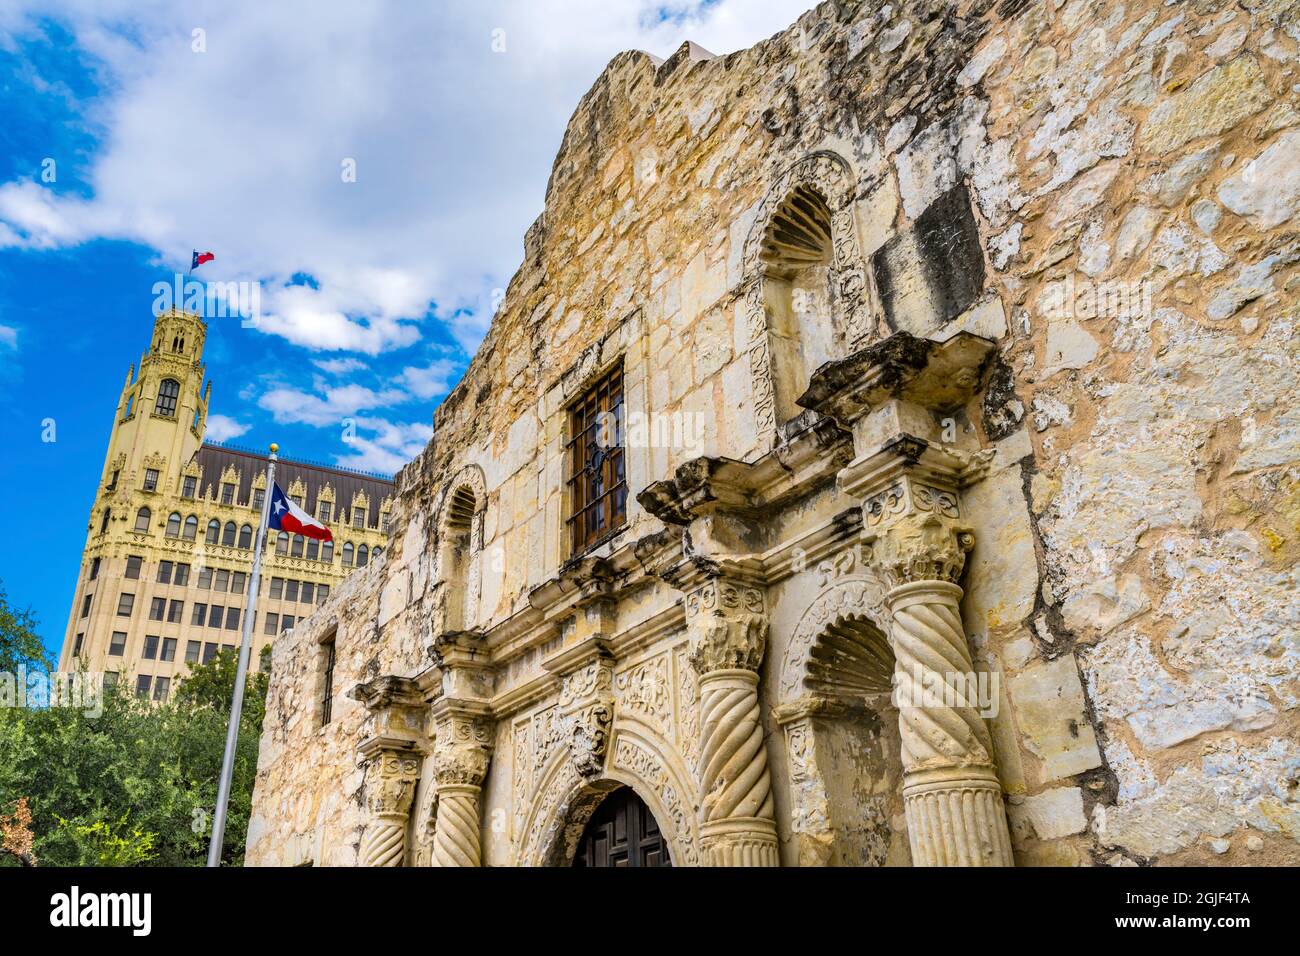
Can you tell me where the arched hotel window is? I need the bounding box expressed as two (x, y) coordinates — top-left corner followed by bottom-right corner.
(134, 506), (152, 533)
(100, 509), (111, 534)
(206, 519), (221, 545)
(183, 515), (199, 541)
(276, 532), (289, 555)
(165, 512), (182, 538)
(356, 544), (369, 567)
(321, 540), (334, 563)
(222, 521), (237, 547)
(342, 542), (354, 567)
(155, 378), (180, 417)
(291, 534), (305, 558)
(238, 524), (253, 549)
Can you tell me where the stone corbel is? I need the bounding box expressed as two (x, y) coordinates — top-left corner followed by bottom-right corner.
(547, 640), (616, 779)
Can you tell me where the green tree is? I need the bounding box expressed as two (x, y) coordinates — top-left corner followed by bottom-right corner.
(0, 581), (51, 674)
(0, 645), (271, 867)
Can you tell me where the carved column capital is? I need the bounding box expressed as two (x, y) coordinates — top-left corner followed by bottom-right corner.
(685, 576), (769, 676)
(866, 512), (975, 591)
(358, 748), (421, 867)
(431, 707), (493, 788)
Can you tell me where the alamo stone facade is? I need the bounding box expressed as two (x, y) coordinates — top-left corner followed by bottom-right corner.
(245, 0), (1300, 867)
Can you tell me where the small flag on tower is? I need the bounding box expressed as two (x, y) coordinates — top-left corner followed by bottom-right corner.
(268, 482), (333, 541)
(191, 249), (215, 271)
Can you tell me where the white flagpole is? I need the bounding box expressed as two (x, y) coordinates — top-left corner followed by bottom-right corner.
(207, 442), (278, 867)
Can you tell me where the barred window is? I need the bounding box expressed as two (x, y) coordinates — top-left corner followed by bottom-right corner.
(321, 633), (337, 727)
(565, 363), (627, 554)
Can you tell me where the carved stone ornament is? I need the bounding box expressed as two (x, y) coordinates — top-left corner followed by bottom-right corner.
(559, 656), (615, 778)
(432, 713), (493, 788)
(685, 578), (768, 675)
(368, 750), (420, 818)
(866, 512), (974, 591)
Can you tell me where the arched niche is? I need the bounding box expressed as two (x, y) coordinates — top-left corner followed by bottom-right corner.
(433, 464), (488, 633)
(740, 150), (874, 452)
(776, 566), (910, 866)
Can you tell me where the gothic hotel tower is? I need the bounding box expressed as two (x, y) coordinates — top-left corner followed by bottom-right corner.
(58, 307), (394, 700)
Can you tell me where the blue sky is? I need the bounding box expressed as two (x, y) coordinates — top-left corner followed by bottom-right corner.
(0, 1), (812, 661)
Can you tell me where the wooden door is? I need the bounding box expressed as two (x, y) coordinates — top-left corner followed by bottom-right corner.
(573, 787), (671, 867)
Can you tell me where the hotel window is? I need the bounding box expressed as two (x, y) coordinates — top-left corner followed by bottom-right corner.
(214, 569), (230, 592)
(182, 475), (197, 499)
(143, 469), (159, 492)
(222, 521), (237, 546)
(198, 568), (212, 589)
(165, 512), (181, 537)
(142, 635), (159, 660)
(306, 538), (319, 561)
(285, 580), (299, 603)
(73, 633), (84, 656)
(270, 577), (284, 599)
(153, 677), (170, 701)
(183, 515), (198, 541)
(320, 633), (337, 726)
(202, 642), (217, 664)
(167, 599), (183, 623)
(116, 593), (134, 617)
(322, 541), (334, 563)
(342, 542), (354, 567)
(381, 512), (390, 532)
(291, 534), (304, 558)
(264, 613), (279, 635)
(565, 362), (626, 554)
(161, 638), (177, 662)
(101, 509), (111, 534)
(357, 544), (369, 568)
(185, 640), (201, 664)
(80, 594), (92, 618)
(317, 584), (329, 605)
(301, 582), (314, 604)
(125, 555), (143, 579)
(319, 501), (331, 523)
(206, 519), (220, 545)
(90, 557), (101, 580)
(108, 631), (127, 656)
(221, 483), (235, 505)
(105, 672), (119, 688)
(107, 470), (119, 491)
(155, 378), (179, 417)
(353, 507), (365, 528)
(253, 488), (265, 511)
(238, 524), (253, 549)
(282, 615), (295, 631)
(208, 604), (224, 627)
(191, 603), (207, 625)
(225, 607), (240, 630)
(231, 571), (246, 595)
(136, 675), (152, 697)
(157, 560), (173, 584)
(174, 563), (190, 586)
(149, 597), (165, 621)
(276, 532), (289, 556)
(134, 506), (152, 533)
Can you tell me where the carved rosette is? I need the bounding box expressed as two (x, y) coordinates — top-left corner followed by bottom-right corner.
(359, 750), (420, 867)
(430, 712), (493, 868)
(685, 577), (779, 866)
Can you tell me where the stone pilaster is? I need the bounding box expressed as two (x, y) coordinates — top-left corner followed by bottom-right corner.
(801, 330), (1014, 867)
(684, 572), (780, 867)
(352, 676), (426, 867)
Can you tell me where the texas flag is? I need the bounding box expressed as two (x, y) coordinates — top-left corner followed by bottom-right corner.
(268, 482), (333, 541)
(191, 250), (215, 270)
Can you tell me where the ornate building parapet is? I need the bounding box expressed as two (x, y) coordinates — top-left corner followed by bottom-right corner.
(352, 676), (426, 867)
(801, 331), (1014, 866)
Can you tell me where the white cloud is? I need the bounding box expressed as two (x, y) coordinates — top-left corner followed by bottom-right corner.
(313, 357), (368, 375)
(258, 382), (408, 427)
(0, 0), (815, 360)
(204, 413), (250, 442)
(400, 359), (460, 400)
(0, 324), (17, 350)
(335, 416), (434, 474)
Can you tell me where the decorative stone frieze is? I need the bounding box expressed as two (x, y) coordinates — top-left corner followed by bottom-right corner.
(803, 330), (1014, 866)
(549, 640), (617, 779)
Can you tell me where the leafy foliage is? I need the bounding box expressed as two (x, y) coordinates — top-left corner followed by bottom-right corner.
(0, 638), (270, 867)
(0, 581), (51, 674)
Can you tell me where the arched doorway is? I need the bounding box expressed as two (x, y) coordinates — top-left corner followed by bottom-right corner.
(572, 786), (671, 867)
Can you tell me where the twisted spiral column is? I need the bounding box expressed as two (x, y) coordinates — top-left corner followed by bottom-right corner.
(431, 784), (482, 868)
(358, 750), (419, 867)
(687, 578), (779, 867)
(886, 579), (1013, 867)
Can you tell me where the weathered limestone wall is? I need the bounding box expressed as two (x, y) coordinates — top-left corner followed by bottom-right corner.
(248, 0), (1300, 867)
